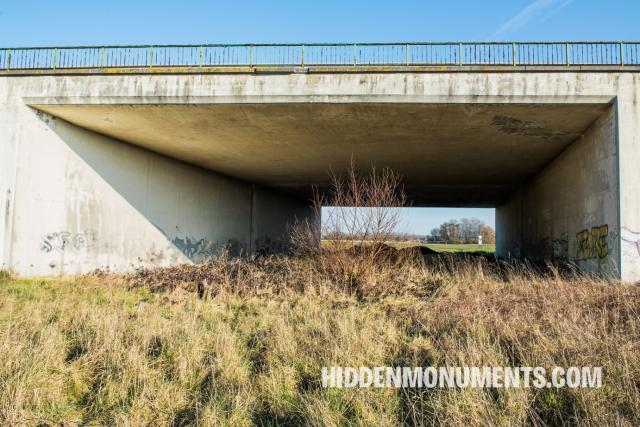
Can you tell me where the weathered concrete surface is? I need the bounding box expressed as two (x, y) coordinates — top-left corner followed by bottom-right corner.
(252, 186), (314, 254)
(31, 103), (607, 206)
(6, 112), (309, 276)
(1, 72), (639, 280)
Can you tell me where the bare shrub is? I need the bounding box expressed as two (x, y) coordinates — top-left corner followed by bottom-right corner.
(289, 159), (408, 292)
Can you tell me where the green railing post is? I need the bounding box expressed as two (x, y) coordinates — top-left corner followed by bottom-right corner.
(101, 47), (105, 67)
(620, 42), (624, 66)
(459, 43), (463, 66)
(250, 45), (254, 67)
(199, 46), (203, 67)
(6, 49), (10, 70)
(53, 48), (58, 69)
(406, 43), (409, 66)
(566, 43), (570, 66)
(512, 42), (516, 66)
(353, 44), (357, 66)
(149, 46), (154, 68)
(301, 44), (304, 66)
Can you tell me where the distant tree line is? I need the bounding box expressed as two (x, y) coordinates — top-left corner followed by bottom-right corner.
(428, 218), (495, 244)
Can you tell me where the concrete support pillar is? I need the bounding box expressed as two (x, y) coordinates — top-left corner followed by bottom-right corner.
(616, 75), (640, 282)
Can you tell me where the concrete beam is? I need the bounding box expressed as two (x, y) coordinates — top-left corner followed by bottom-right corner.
(28, 102), (609, 206)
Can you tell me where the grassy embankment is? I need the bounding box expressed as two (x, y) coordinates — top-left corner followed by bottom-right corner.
(322, 240), (495, 255)
(0, 256), (638, 426)
(396, 242), (495, 254)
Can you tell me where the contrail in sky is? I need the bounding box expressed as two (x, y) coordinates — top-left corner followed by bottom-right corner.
(486, 0), (574, 41)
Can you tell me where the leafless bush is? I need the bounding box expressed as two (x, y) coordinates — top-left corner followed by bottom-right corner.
(289, 159), (408, 292)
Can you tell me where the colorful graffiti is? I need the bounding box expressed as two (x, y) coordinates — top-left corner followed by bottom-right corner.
(575, 225), (609, 261)
(41, 231), (96, 254)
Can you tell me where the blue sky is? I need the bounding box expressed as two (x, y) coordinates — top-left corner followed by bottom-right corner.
(1, 0), (637, 47)
(2, 0), (637, 233)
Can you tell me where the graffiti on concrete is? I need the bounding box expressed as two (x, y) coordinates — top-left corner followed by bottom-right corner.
(41, 231), (96, 254)
(575, 225), (609, 261)
(171, 237), (217, 259)
(552, 234), (569, 261)
(621, 226), (640, 256)
(171, 237), (245, 260)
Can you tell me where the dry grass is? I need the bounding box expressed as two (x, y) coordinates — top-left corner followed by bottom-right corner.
(1, 256), (639, 426)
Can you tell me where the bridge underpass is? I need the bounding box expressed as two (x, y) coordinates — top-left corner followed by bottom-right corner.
(1, 45), (638, 280)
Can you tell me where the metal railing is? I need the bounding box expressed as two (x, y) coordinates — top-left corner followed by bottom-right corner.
(1, 42), (639, 70)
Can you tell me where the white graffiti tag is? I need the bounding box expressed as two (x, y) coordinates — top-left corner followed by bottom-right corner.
(621, 226), (640, 256)
(41, 231), (96, 253)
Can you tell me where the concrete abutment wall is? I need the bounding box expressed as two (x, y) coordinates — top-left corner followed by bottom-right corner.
(0, 103), (309, 276)
(496, 105), (620, 276)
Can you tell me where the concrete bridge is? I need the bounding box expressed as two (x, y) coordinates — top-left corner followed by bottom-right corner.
(1, 42), (640, 280)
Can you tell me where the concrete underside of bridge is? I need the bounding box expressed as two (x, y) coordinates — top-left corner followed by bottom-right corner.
(1, 72), (639, 280)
